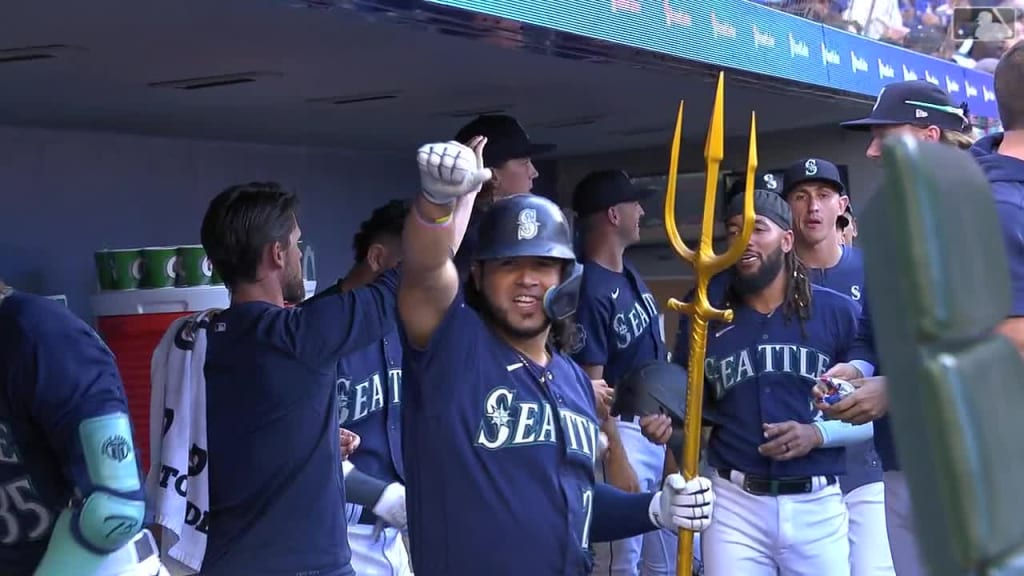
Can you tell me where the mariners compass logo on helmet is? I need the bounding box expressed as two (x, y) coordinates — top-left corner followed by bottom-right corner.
(517, 208), (540, 240)
(804, 159), (818, 176)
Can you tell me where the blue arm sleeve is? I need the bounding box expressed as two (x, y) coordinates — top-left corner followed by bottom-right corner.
(590, 483), (657, 543)
(278, 267), (399, 366)
(815, 420), (874, 448)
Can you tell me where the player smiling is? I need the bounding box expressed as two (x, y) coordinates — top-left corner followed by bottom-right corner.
(398, 138), (715, 576)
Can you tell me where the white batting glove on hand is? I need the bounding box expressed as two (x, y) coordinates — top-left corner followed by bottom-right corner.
(648, 473), (714, 532)
(416, 140), (493, 205)
(372, 482), (408, 531)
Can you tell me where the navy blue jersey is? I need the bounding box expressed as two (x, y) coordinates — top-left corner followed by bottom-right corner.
(0, 291), (139, 576)
(401, 290), (602, 576)
(200, 270), (397, 576)
(677, 285), (860, 478)
(571, 261), (667, 386)
(336, 330), (404, 484)
(806, 247), (883, 491)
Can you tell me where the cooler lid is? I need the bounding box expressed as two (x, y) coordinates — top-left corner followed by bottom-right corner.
(91, 281), (317, 316)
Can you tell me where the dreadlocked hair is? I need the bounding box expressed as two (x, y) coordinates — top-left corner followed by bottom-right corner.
(783, 251), (813, 336)
(463, 267), (579, 355)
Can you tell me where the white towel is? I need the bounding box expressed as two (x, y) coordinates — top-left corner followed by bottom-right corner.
(147, 309), (218, 575)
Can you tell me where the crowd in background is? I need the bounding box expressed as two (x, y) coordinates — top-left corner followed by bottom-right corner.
(757, 0), (1024, 69)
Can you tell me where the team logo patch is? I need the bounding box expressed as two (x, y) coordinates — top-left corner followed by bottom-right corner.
(517, 208), (540, 240)
(570, 324), (588, 354)
(804, 159), (818, 176)
(101, 435), (132, 463)
(762, 174), (778, 190)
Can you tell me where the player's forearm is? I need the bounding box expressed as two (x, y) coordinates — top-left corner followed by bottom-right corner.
(590, 483), (658, 542)
(399, 196), (462, 347)
(403, 195), (458, 275)
(814, 420), (874, 448)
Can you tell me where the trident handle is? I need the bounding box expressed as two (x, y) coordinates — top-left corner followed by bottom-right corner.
(663, 72), (758, 576)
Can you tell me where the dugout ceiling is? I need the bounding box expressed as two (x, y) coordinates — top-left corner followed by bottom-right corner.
(0, 0), (873, 156)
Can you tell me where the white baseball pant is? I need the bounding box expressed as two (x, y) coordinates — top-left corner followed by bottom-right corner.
(592, 418), (681, 576)
(702, 471), (850, 576)
(347, 522), (413, 576)
(883, 471), (927, 576)
(95, 529), (170, 576)
(845, 481), (895, 576)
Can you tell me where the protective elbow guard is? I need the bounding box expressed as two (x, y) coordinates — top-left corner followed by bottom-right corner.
(75, 413), (146, 553)
(74, 490), (146, 553)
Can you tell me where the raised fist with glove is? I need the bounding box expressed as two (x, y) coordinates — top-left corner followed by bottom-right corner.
(417, 138), (493, 205)
(648, 473), (714, 532)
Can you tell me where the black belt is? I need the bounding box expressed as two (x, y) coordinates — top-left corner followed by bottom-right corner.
(356, 507), (378, 525)
(718, 468), (836, 496)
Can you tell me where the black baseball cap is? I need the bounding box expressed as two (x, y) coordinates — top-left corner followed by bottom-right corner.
(724, 189), (792, 231)
(727, 170), (785, 201)
(455, 114), (557, 168)
(572, 170), (655, 217)
(840, 80), (970, 132)
(782, 158), (846, 197)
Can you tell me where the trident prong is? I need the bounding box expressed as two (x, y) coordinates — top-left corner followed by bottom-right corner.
(663, 71), (757, 576)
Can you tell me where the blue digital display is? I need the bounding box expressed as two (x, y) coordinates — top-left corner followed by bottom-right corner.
(426, 0), (999, 120)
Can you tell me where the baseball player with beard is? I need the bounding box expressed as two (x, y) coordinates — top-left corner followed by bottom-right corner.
(0, 282), (165, 576)
(650, 190), (860, 576)
(306, 200), (412, 575)
(570, 169), (679, 576)
(398, 138), (714, 575)
(780, 158), (893, 576)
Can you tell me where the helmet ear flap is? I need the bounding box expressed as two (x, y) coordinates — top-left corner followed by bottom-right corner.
(542, 262), (583, 320)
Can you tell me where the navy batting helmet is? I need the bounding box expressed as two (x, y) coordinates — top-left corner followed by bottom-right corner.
(612, 360), (689, 423)
(472, 194), (583, 320)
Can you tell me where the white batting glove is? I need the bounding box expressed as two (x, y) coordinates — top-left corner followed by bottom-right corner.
(648, 473), (714, 532)
(416, 141), (493, 205)
(372, 482), (407, 531)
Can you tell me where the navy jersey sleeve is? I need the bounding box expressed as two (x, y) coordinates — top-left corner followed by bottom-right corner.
(571, 286), (613, 368)
(830, 293), (861, 364)
(846, 292), (878, 366)
(275, 268), (398, 367)
(995, 200), (1024, 317)
(26, 314), (138, 497)
(401, 286), (480, 412)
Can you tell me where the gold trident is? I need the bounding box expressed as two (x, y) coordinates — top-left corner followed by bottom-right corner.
(664, 71), (757, 576)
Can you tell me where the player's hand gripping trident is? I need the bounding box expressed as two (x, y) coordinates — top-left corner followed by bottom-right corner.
(664, 72), (757, 576)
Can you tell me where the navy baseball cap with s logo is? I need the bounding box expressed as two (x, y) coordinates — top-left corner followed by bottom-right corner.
(840, 80), (971, 133)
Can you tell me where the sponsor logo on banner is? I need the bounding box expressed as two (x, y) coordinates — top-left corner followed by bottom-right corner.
(821, 43), (840, 66)
(878, 58), (895, 79)
(902, 64), (918, 81)
(925, 70), (940, 85)
(710, 12), (737, 39)
(945, 76), (961, 95)
(965, 81), (978, 98)
(789, 33), (809, 57)
(851, 51), (868, 74)
(983, 85), (995, 102)
(753, 25), (776, 48)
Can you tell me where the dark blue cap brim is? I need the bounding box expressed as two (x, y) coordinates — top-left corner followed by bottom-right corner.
(839, 117), (912, 131)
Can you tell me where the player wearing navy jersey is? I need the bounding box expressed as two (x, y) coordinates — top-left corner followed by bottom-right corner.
(821, 80), (976, 576)
(781, 158), (893, 576)
(452, 114), (555, 277)
(570, 169), (679, 576)
(399, 139), (714, 576)
(672, 190), (859, 576)
(0, 283), (165, 576)
(309, 200), (412, 574)
(197, 183), (399, 576)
